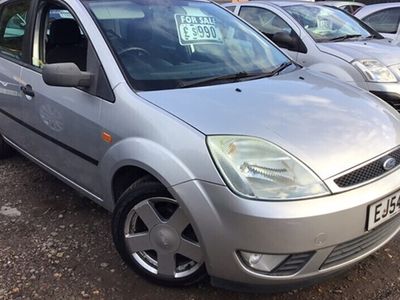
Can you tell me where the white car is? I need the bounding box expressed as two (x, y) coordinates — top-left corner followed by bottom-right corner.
(355, 3), (400, 44)
(321, 1), (365, 14)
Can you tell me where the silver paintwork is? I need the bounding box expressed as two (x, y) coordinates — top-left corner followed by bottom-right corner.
(226, 1), (400, 95)
(173, 169), (400, 284)
(320, 1), (364, 8)
(139, 69), (400, 181)
(1, 0), (400, 289)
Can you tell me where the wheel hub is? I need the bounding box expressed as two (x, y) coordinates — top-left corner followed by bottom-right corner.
(150, 224), (180, 253)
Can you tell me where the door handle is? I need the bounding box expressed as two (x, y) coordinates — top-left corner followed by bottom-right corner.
(21, 84), (35, 97)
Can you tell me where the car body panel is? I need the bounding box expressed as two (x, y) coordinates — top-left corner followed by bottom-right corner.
(0, 57), (24, 142)
(20, 66), (105, 198)
(139, 68), (400, 180)
(98, 83), (225, 210)
(173, 165), (400, 284)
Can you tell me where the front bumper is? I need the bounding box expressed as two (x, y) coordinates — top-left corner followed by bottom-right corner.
(170, 167), (400, 288)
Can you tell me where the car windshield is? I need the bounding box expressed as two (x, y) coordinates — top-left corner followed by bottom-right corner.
(284, 5), (378, 42)
(84, 0), (290, 91)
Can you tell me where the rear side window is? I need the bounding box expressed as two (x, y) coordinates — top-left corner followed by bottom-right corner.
(0, 0), (30, 60)
(362, 8), (400, 34)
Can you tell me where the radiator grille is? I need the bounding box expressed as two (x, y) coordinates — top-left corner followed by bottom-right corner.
(334, 148), (400, 188)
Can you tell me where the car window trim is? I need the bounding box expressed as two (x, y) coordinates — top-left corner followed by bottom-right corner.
(24, 0), (115, 102)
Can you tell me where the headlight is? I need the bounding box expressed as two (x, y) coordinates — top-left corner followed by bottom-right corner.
(352, 59), (397, 83)
(207, 136), (330, 200)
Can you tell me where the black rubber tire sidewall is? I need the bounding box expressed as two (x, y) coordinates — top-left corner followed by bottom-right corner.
(112, 180), (207, 287)
(0, 135), (13, 159)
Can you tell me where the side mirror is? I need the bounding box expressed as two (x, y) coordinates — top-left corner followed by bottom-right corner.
(272, 31), (298, 51)
(42, 63), (92, 88)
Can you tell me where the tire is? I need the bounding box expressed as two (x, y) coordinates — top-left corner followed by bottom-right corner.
(112, 178), (207, 287)
(0, 135), (13, 159)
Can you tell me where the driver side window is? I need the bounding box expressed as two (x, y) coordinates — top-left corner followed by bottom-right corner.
(31, 2), (114, 102)
(239, 6), (305, 53)
(33, 5), (87, 70)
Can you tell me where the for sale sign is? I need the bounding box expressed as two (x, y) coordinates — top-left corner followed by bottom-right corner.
(175, 14), (223, 46)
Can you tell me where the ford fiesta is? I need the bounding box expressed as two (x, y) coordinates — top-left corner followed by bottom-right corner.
(0, 0), (400, 292)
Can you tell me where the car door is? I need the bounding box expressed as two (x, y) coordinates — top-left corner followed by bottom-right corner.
(0, 0), (32, 145)
(237, 5), (306, 62)
(362, 8), (400, 42)
(19, 1), (113, 200)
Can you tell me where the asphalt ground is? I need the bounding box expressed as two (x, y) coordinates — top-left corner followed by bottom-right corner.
(1, 154), (400, 299)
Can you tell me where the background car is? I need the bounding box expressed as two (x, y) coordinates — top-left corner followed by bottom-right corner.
(320, 1), (365, 14)
(355, 2), (400, 44)
(225, 1), (400, 113)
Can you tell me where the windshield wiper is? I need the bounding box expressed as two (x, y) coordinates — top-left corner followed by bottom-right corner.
(265, 61), (294, 77)
(365, 33), (381, 40)
(178, 62), (294, 88)
(178, 72), (256, 88)
(327, 34), (362, 42)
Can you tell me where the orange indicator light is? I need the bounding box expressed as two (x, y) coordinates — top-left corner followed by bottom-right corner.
(102, 132), (112, 143)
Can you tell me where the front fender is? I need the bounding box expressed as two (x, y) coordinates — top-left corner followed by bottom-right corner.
(98, 136), (222, 211)
(306, 63), (368, 90)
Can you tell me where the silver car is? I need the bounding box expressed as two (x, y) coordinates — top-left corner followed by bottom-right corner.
(226, 1), (400, 112)
(1, 0), (400, 292)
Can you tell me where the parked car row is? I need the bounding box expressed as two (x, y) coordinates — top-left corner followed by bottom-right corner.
(224, 1), (400, 111)
(1, 0), (400, 294)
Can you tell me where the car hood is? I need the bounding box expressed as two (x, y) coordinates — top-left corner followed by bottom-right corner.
(317, 39), (400, 66)
(138, 69), (400, 180)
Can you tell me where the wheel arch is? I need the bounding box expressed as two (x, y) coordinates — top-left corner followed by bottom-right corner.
(99, 137), (197, 211)
(111, 165), (159, 206)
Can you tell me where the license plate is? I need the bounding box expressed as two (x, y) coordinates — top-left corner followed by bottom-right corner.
(367, 191), (400, 230)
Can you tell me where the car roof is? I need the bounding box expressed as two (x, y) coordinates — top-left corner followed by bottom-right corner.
(236, 0), (319, 8)
(359, 2), (400, 10)
(320, 1), (364, 7)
